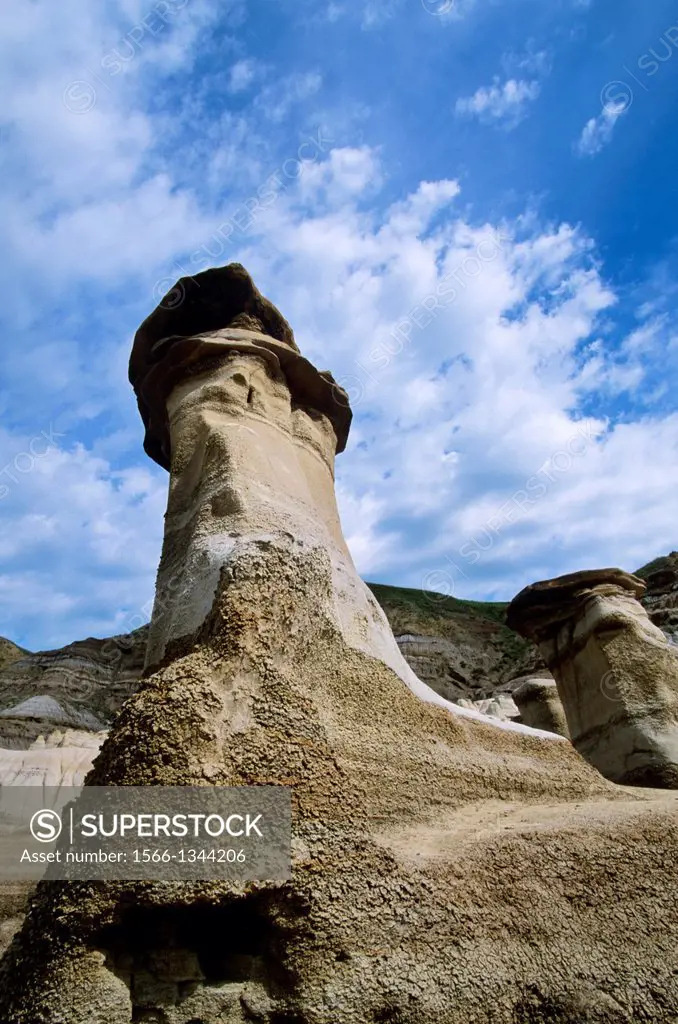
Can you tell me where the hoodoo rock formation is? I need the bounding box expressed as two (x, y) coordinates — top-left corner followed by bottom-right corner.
(512, 677), (569, 737)
(2, 266), (678, 1023)
(507, 568), (678, 787)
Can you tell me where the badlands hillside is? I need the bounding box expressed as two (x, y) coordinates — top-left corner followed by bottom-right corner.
(0, 638), (27, 673)
(0, 552), (674, 761)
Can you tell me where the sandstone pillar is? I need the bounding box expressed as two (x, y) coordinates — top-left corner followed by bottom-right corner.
(139, 328), (438, 693)
(512, 677), (569, 737)
(130, 264), (544, 732)
(2, 268), (678, 1023)
(507, 568), (678, 787)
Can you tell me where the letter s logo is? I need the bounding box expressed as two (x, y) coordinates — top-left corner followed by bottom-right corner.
(30, 809), (63, 843)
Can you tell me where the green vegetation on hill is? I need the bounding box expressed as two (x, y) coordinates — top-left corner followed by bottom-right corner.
(367, 582), (533, 687)
(0, 638), (28, 672)
(367, 582), (509, 625)
(635, 552), (678, 580)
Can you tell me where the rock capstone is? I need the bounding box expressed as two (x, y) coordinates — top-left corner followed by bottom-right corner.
(507, 568), (678, 786)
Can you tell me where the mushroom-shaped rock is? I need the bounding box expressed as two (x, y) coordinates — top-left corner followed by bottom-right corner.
(129, 263), (350, 469)
(5, 275), (678, 1024)
(507, 568), (678, 787)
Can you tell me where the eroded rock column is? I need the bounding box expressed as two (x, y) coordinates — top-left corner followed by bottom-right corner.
(507, 568), (678, 786)
(512, 677), (569, 737)
(131, 265), (542, 732)
(140, 331), (423, 688)
(4, 267), (678, 1024)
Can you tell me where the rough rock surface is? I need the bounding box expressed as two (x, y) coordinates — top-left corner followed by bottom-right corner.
(507, 568), (678, 787)
(638, 551), (678, 644)
(513, 678), (569, 737)
(1, 271), (678, 1023)
(0, 638), (27, 673)
(0, 627), (147, 785)
(0, 555), (671, 751)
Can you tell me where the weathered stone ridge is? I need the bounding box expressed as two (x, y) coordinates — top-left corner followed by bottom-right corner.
(0, 628), (146, 787)
(507, 568), (678, 787)
(513, 677), (570, 737)
(2, 269), (678, 1023)
(0, 627), (147, 729)
(640, 550), (678, 643)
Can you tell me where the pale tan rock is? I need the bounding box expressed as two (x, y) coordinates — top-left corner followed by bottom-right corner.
(0, 728), (105, 787)
(512, 677), (570, 737)
(2, 267), (678, 1024)
(507, 568), (678, 786)
(457, 694), (521, 722)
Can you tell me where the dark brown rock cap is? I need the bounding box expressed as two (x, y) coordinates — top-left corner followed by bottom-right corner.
(129, 264), (351, 469)
(506, 568), (647, 642)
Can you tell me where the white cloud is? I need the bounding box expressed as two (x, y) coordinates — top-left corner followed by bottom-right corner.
(1, 0), (676, 654)
(509, 49), (551, 76)
(298, 146), (384, 205)
(575, 101), (627, 156)
(218, 150), (677, 596)
(254, 71), (323, 122)
(0, 433), (166, 648)
(455, 78), (541, 127)
(227, 58), (258, 93)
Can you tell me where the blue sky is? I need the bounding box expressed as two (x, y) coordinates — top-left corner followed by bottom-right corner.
(1, 0), (677, 651)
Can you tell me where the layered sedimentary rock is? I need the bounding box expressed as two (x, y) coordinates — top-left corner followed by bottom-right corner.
(641, 551), (678, 644)
(507, 569), (678, 787)
(0, 638), (27, 673)
(512, 677), (569, 737)
(0, 627), (148, 728)
(369, 582), (534, 699)
(2, 266), (678, 1023)
(0, 628), (147, 787)
(392, 632), (505, 702)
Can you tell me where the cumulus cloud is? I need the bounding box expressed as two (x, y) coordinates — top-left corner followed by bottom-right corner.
(0, 431), (166, 648)
(455, 78), (541, 128)
(226, 152), (677, 600)
(0, 0), (676, 653)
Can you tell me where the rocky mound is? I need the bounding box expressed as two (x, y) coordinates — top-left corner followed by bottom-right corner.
(2, 266), (677, 1023)
(0, 628), (147, 787)
(0, 638), (27, 673)
(637, 550), (678, 643)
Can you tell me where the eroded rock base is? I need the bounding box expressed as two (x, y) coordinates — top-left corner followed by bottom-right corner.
(2, 544), (677, 1023)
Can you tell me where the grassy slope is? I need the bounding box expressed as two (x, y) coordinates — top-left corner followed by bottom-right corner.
(634, 551), (678, 580)
(0, 638), (28, 672)
(366, 582), (532, 683)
